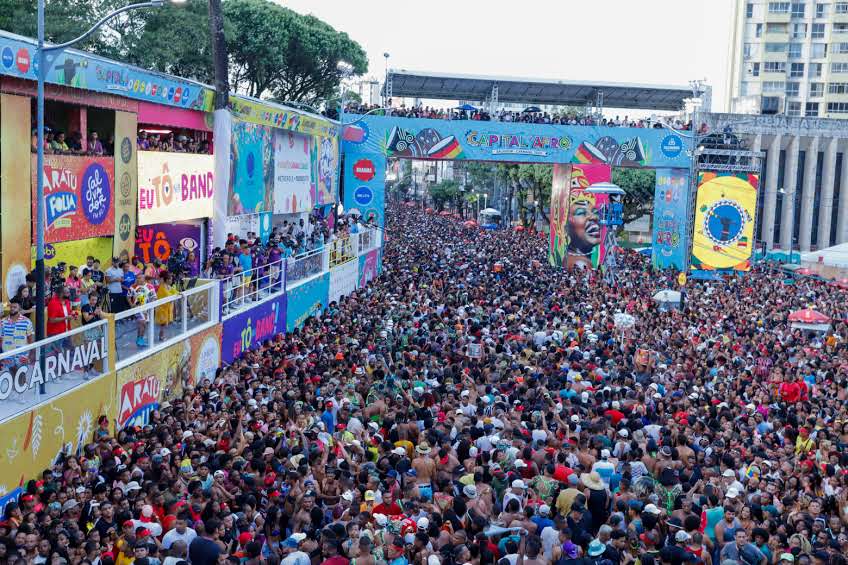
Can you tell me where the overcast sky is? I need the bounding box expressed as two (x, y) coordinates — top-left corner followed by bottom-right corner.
(278, 0), (734, 112)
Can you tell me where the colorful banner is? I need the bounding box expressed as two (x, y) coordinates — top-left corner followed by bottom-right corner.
(359, 248), (382, 287)
(316, 135), (338, 206)
(652, 168), (691, 271)
(343, 150), (387, 227)
(221, 294), (287, 363)
(134, 222), (202, 273)
(343, 115), (691, 168)
(0, 31), (214, 111)
(30, 237), (113, 269)
(548, 164), (572, 267)
(1, 93), (32, 302)
(222, 213), (271, 243)
(329, 260), (359, 304)
(116, 324), (221, 429)
(138, 152), (214, 225)
(691, 172), (759, 271)
(565, 164), (611, 270)
(229, 120), (273, 215)
(113, 111), (138, 259)
(228, 96), (336, 138)
(286, 273), (329, 332)
(0, 374), (116, 507)
(273, 130), (314, 214)
(31, 154), (115, 244)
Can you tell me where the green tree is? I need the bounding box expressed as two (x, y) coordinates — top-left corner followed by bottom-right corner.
(429, 180), (460, 212)
(611, 167), (657, 225)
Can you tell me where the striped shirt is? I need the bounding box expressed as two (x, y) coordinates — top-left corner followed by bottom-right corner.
(1, 314), (33, 352)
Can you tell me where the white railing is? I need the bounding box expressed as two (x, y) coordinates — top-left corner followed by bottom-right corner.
(286, 246), (327, 286)
(114, 280), (219, 367)
(0, 318), (110, 423)
(221, 258), (287, 315)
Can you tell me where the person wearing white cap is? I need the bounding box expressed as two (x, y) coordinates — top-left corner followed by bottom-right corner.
(591, 449), (615, 488)
(503, 479), (528, 512)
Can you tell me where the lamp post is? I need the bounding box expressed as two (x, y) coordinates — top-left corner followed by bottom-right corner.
(383, 52), (390, 106)
(35, 0), (174, 345)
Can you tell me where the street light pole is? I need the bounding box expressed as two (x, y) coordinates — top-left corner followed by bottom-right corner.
(383, 52), (390, 106)
(35, 0), (169, 345)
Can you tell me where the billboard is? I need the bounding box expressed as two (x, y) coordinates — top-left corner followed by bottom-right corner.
(135, 222), (202, 274)
(31, 154), (115, 244)
(652, 168), (691, 271)
(286, 272), (329, 332)
(137, 152), (214, 224)
(113, 111), (138, 258)
(691, 172), (759, 271)
(2, 94), (32, 304)
(316, 135), (338, 206)
(273, 129), (313, 214)
(548, 164), (572, 267)
(329, 260), (359, 305)
(221, 294), (287, 363)
(116, 324), (221, 429)
(229, 120), (273, 215)
(359, 248), (382, 287)
(343, 150), (387, 227)
(566, 164), (611, 270)
(30, 237), (113, 269)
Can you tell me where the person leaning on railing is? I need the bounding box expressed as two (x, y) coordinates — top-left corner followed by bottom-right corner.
(155, 272), (178, 342)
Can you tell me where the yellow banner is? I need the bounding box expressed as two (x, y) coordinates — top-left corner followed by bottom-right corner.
(229, 97), (337, 138)
(114, 111), (139, 259)
(1, 94), (32, 301)
(0, 375), (116, 499)
(691, 172), (759, 271)
(30, 237), (113, 269)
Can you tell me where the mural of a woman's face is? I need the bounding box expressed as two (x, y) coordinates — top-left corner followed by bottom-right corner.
(567, 192), (601, 252)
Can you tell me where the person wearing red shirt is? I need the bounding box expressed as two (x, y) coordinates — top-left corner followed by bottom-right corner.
(46, 284), (74, 337)
(779, 376), (802, 403)
(604, 404), (625, 426)
(372, 490), (404, 517)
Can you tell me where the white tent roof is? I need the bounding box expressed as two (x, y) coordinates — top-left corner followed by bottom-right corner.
(800, 242), (848, 268)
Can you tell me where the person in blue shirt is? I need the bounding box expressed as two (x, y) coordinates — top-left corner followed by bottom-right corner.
(531, 504), (555, 532)
(321, 401), (335, 432)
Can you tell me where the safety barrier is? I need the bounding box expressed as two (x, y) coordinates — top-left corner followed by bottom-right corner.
(221, 258), (287, 316)
(0, 319), (110, 424)
(114, 280), (220, 367)
(286, 247), (326, 287)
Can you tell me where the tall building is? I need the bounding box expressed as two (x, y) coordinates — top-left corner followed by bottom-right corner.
(726, 0), (848, 117)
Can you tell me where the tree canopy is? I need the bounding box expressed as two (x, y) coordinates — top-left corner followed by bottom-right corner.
(0, 0), (368, 105)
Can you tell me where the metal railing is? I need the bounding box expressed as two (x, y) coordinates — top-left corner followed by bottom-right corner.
(221, 258), (287, 315)
(286, 247), (326, 286)
(114, 280), (219, 366)
(0, 318), (110, 423)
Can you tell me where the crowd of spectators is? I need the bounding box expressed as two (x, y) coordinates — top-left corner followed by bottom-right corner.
(343, 103), (693, 131)
(31, 129), (114, 156)
(137, 131), (212, 154)
(1, 203), (847, 565)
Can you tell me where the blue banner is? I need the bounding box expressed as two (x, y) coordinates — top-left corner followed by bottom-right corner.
(286, 272), (330, 332)
(342, 115), (692, 168)
(344, 151), (387, 227)
(229, 120), (273, 215)
(652, 168), (691, 270)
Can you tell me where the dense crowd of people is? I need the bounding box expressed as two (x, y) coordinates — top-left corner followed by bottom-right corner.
(343, 103), (693, 131)
(2, 203), (847, 565)
(32, 129), (114, 156)
(137, 131), (212, 155)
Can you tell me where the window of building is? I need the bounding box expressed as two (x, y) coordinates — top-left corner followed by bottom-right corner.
(747, 2), (755, 17)
(765, 61), (788, 73)
(816, 2), (827, 17)
(787, 82), (801, 96)
(812, 23), (826, 38)
(832, 62), (848, 72)
(828, 102), (848, 113)
(764, 81), (787, 92)
(744, 43), (753, 59)
(838, 1), (848, 13)
(829, 82), (848, 93)
(810, 82), (825, 96)
(752, 62), (762, 76)
(756, 23), (764, 37)
(766, 42), (789, 52)
(806, 102), (820, 115)
(811, 62), (824, 76)
(793, 23), (807, 38)
(787, 101), (803, 116)
(768, 22), (789, 34)
(791, 62), (806, 76)
(835, 42), (848, 53)
(769, 2), (791, 12)
(835, 23), (848, 34)
(811, 43), (828, 57)
(791, 2), (806, 16)
(762, 96), (781, 114)
(789, 42), (803, 57)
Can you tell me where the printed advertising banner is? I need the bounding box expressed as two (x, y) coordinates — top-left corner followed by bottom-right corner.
(343, 150), (387, 227)
(229, 97), (336, 138)
(135, 222), (202, 274)
(0, 374), (116, 509)
(137, 152), (214, 225)
(691, 172), (759, 271)
(548, 164), (572, 267)
(567, 165), (611, 270)
(329, 260), (359, 305)
(359, 249), (382, 287)
(230, 120), (273, 215)
(273, 130), (314, 214)
(30, 237), (113, 269)
(223, 213), (272, 244)
(221, 294), (287, 363)
(652, 169), (691, 271)
(286, 273), (329, 332)
(113, 111), (138, 259)
(31, 154), (115, 244)
(116, 324), (221, 429)
(316, 135), (338, 206)
(343, 115), (691, 168)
